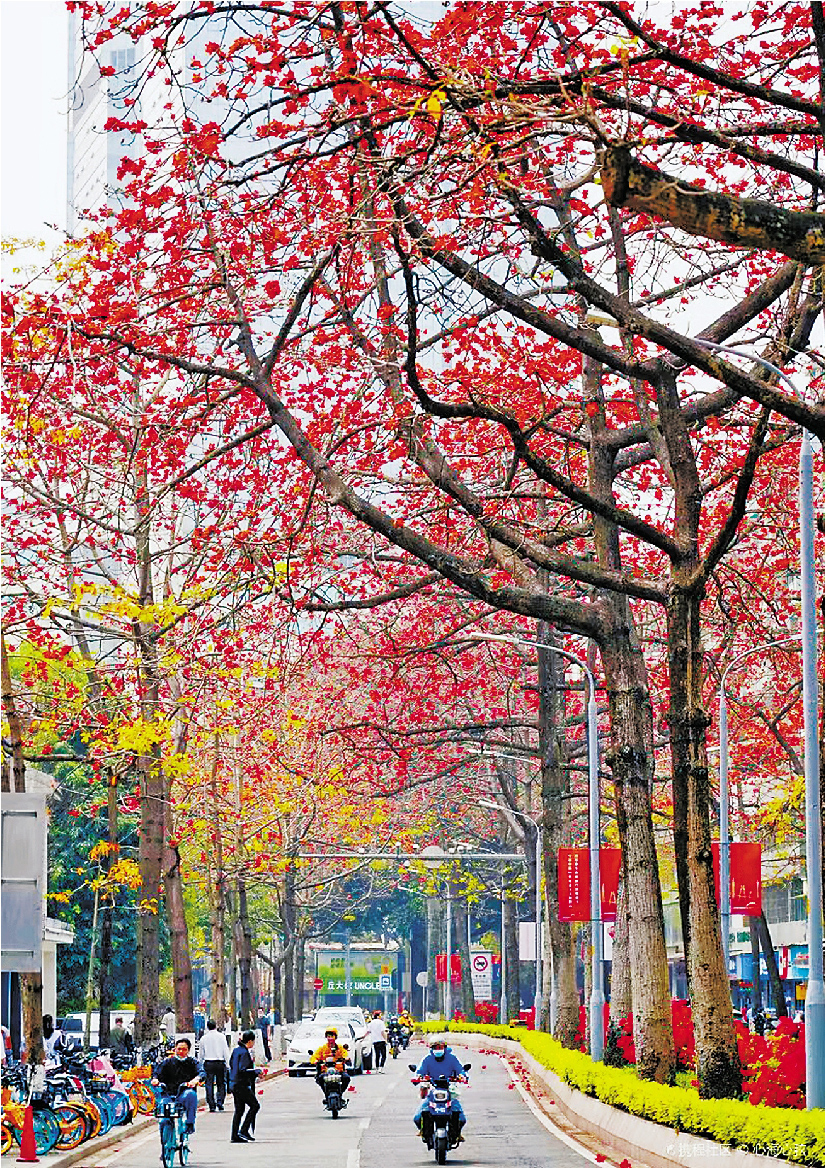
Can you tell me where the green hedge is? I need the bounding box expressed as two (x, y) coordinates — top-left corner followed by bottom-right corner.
(418, 1021), (825, 1167)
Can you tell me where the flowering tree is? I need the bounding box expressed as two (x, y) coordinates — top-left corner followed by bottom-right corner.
(4, 0), (821, 1094)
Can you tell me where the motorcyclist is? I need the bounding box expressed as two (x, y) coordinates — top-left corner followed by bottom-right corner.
(413, 1038), (468, 1145)
(311, 1028), (351, 1096)
(398, 1010), (414, 1047)
(387, 1016), (403, 1052)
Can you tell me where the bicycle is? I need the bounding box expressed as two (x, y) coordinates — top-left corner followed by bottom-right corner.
(156, 1089), (191, 1168)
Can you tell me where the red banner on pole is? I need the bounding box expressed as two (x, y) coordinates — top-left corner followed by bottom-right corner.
(558, 848), (622, 922)
(599, 849), (622, 922)
(435, 954), (462, 983)
(711, 842), (762, 916)
(558, 848), (590, 921)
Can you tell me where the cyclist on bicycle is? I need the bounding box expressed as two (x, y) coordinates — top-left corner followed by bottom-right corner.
(151, 1038), (200, 1134)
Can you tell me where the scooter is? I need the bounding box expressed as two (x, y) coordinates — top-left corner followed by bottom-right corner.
(400, 1024), (412, 1049)
(410, 1064), (470, 1164)
(389, 1030), (401, 1059)
(313, 1055), (349, 1119)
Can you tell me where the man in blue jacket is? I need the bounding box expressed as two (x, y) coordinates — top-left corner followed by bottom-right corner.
(413, 1039), (468, 1145)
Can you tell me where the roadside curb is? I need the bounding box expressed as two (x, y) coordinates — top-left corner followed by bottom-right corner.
(40, 1067), (288, 1167)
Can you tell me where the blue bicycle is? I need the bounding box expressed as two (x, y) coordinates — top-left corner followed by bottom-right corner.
(156, 1089), (191, 1168)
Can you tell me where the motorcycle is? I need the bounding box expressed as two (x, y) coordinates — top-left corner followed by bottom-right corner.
(314, 1055), (349, 1119)
(400, 1024), (411, 1049)
(410, 1064), (470, 1164)
(389, 1030), (401, 1059)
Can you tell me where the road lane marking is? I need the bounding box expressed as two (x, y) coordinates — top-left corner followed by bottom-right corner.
(505, 1060), (604, 1164)
(347, 1148), (361, 1168)
(359, 1117), (371, 1130)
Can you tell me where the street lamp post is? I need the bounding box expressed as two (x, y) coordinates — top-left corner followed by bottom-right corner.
(445, 887), (452, 1022)
(718, 636), (801, 974)
(799, 432), (824, 1110)
(472, 633), (603, 1060)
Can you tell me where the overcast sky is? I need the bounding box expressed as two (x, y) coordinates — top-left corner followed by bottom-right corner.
(1, 0), (68, 244)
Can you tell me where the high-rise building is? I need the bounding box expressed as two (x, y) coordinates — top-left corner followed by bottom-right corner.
(66, 7), (187, 233)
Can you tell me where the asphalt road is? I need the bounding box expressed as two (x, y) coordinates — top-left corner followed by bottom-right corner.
(79, 1041), (599, 1168)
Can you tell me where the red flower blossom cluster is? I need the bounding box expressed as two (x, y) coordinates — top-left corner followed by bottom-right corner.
(736, 1016), (806, 1109)
(604, 1001), (804, 1108)
(474, 1001), (499, 1024)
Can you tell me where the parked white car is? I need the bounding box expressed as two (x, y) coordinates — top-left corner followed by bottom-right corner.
(286, 1020), (365, 1076)
(312, 1007), (372, 1070)
(58, 1011), (135, 1052)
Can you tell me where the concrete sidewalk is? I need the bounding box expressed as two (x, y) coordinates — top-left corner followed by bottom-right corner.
(38, 1061), (288, 1168)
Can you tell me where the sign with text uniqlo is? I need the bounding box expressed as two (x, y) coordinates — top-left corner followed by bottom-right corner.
(470, 951), (492, 999)
(711, 842), (762, 916)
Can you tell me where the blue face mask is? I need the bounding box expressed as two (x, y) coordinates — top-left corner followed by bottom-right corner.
(432, 1047), (446, 1060)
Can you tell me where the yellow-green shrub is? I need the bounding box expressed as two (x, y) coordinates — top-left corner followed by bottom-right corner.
(418, 1021), (824, 1167)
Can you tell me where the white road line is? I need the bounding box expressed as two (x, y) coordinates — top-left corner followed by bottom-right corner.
(347, 1147), (361, 1168)
(359, 1117), (371, 1130)
(504, 1060), (603, 1164)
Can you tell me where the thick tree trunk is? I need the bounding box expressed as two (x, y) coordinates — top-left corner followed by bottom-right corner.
(208, 740), (226, 1023)
(426, 894), (441, 1017)
(600, 610), (674, 1082)
(585, 355), (673, 1080)
(165, 840), (195, 1033)
(452, 890), (475, 1019)
(410, 912), (427, 1019)
(668, 587), (741, 1098)
(537, 623), (579, 1044)
(609, 877), (632, 1022)
(756, 912), (788, 1019)
(282, 865), (296, 1023)
(21, 972), (44, 1067)
(503, 894), (520, 1023)
(98, 772), (119, 1049)
(135, 738), (164, 1045)
(294, 935), (306, 1021)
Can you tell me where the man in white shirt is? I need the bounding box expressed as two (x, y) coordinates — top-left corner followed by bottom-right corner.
(160, 1006), (176, 1043)
(366, 1011), (388, 1070)
(198, 1019), (231, 1112)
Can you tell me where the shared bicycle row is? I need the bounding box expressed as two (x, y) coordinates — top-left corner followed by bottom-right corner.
(0, 1042), (216, 1161)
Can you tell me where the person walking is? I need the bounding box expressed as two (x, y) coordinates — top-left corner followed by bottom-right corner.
(198, 1019), (231, 1112)
(228, 1030), (262, 1143)
(109, 1016), (133, 1059)
(160, 1005), (177, 1043)
(367, 1010), (388, 1070)
(256, 1008), (272, 1062)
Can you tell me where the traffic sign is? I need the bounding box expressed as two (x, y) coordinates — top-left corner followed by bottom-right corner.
(379, 973), (392, 990)
(313, 977), (324, 990)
